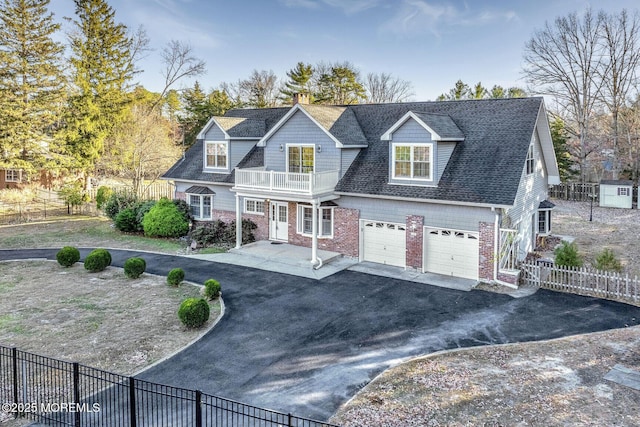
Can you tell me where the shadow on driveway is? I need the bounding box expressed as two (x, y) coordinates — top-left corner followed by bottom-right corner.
(2, 248), (639, 421)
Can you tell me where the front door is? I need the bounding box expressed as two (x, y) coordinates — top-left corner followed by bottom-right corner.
(270, 202), (288, 241)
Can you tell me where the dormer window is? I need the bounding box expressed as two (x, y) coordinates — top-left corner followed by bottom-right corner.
(205, 141), (227, 169)
(392, 144), (432, 180)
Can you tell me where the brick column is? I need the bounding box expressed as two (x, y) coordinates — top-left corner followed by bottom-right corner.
(479, 221), (495, 281)
(406, 215), (424, 270)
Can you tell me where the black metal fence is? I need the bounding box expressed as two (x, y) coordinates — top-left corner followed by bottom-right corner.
(0, 345), (339, 427)
(0, 198), (96, 225)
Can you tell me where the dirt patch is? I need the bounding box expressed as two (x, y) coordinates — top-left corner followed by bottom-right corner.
(331, 326), (640, 427)
(333, 200), (640, 426)
(0, 260), (220, 375)
(550, 199), (640, 275)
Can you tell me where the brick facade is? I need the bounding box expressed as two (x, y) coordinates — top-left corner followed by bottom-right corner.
(287, 203), (360, 258)
(405, 215), (424, 269)
(479, 221), (495, 281)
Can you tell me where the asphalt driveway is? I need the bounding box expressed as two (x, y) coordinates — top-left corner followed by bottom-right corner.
(2, 248), (640, 421)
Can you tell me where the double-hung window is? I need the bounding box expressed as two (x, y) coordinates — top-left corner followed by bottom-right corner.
(538, 209), (552, 235)
(244, 199), (265, 215)
(393, 144), (432, 180)
(189, 194), (212, 220)
(526, 145), (535, 175)
(288, 145), (314, 173)
(205, 141), (227, 169)
(297, 204), (333, 238)
(5, 169), (20, 182)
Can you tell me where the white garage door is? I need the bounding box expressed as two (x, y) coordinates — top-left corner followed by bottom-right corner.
(423, 227), (479, 280)
(362, 220), (406, 267)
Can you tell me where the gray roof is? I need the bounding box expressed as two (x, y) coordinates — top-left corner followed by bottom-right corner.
(335, 97), (544, 206)
(412, 112), (464, 140)
(299, 104), (368, 146)
(185, 185), (216, 195)
(538, 200), (555, 209)
(163, 108), (288, 183)
(214, 117), (265, 138)
(165, 98), (545, 206)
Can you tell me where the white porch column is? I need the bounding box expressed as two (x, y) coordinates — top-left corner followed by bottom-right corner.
(311, 199), (318, 265)
(235, 194), (242, 249)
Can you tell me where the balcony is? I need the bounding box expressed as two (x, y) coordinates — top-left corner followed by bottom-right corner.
(234, 169), (339, 197)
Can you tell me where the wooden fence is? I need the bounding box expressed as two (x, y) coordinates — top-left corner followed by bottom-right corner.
(548, 183), (600, 202)
(521, 262), (640, 305)
(87, 181), (174, 201)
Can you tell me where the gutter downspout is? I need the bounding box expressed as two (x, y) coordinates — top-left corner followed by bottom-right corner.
(493, 207), (500, 281)
(311, 199), (322, 269)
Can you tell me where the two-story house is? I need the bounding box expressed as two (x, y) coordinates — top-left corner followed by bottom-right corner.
(163, 95), (560, 286)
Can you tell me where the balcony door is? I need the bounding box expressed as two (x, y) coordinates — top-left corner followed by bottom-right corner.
(288, 145), (314, 173)
(270, 202), (288, 241)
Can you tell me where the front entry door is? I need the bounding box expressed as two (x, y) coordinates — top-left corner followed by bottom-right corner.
(270, 202), (288, 241)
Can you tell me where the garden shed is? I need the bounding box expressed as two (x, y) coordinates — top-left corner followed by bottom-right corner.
(599, 180), (634, 209)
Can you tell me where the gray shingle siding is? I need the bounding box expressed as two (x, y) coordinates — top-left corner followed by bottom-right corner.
(204, 124), (226, 140)
(338, 196), (494, 230)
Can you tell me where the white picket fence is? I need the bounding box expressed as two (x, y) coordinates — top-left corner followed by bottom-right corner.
(521, 262), (640, 305)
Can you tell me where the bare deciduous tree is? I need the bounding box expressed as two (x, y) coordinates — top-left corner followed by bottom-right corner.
(239, 69), (280, 108)
(524, 9), (606, 181)
(597, 9), (640, 178)
(365, 72), (414, 103)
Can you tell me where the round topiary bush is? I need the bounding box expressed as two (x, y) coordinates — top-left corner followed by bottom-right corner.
(84, 248), (112, 272)
(124, 257), (146, 278)
(142, 198), (189, 238)
(178, 298), (210, 328)
(115, 208), (139, 232)
(167, 268), (185, 286)
(203, 279), (221, 300)
(56, 246), (80, 267)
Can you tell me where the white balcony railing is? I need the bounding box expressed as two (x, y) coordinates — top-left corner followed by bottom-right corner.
(234, 169), (339, 196)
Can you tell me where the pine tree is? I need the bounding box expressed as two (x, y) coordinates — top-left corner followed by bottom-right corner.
(64, 0), (135, 177)
(0, 0), (66, 174)
(179, 82), (234, 148)
(315, 65), (366, 105)
(279, 62), (314, 104)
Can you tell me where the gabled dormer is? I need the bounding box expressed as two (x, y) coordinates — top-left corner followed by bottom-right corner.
(381, 111), (464, 186)
(197, 116), (266, 174)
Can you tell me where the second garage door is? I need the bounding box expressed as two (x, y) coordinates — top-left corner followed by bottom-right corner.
(362, 220), (406, 267)
(423, 227), (479, 280)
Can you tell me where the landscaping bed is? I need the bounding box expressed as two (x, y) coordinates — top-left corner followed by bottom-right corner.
(0, 260), (220, 375)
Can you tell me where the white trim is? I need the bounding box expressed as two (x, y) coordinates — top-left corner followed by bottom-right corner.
(391, 143), (434, 181)
(537, 208), (552, 236)
(536, 100), (561, 185)
(257, 104), (345, 148)
(286, 143), (315, 173)
(381, 111), (464, 142)
(5, 169), (21, 182)
(244, 198), (265, 215)
(187, 193), (213, 220)
(296, 204), (334, 238)
(166, 178), (234, 187)
(203, 140), (229, 171)
(197, 117), (230, 140)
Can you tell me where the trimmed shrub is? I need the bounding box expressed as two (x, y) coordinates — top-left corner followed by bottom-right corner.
(167, 268), (185, 286)
(84, 248), (112, 272)
(142, 198), (189, 238)
(124, 257), (146, 278)
(172, 199), (192, 223)
(178, 298), (210, 328)
(554, 241), (583, 267)
(115, 208), (139, 232)
(594, 248), (623, 272)
(104, 191), (138, 220)
(95, 186), (113, 210)
(191, 221), (227, 247)
(135, 200), (157, 231)
(56, 246), (80, 267)
(203, 279), (221, 300)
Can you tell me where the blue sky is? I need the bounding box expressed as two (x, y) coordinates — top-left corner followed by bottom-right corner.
(49, 0), (639, 101)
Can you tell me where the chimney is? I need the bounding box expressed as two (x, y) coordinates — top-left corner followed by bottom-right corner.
(292, 93), (309, 105)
